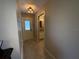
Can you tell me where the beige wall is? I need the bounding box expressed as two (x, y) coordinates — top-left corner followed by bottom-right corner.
(0, 0), (21, 59)
(21, 13), (35, 41)
(45, 0), (79, 59)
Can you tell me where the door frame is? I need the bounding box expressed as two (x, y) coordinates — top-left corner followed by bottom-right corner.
(37, 10), (46, 41)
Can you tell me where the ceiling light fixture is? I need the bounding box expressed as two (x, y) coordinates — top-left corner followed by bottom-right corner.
(27, 7), (34, 13)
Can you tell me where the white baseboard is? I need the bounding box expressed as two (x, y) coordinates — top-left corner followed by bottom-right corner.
(23, 39), (33, 42)
(45, 48), (56, 59)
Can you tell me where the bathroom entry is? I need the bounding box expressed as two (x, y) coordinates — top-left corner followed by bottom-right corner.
(38, 11), (45, 40)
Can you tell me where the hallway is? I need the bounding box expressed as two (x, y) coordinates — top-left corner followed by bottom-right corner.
(23, 40), (45, 59)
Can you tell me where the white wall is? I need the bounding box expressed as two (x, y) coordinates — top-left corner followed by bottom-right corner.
(0, 0), (21, 59)
(45, 0), (79, 59)
(17, 3), (23, 59)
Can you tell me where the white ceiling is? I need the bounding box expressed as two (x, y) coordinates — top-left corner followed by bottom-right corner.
(18, 0), (48, 13)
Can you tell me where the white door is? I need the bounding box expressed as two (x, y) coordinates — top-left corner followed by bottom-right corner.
(22, 17), (34, 41)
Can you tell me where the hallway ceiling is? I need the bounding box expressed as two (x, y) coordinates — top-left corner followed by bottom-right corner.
(18, 0), (48, 13)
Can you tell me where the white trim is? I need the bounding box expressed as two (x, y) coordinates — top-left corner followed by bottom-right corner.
(45, 48), (56, 59)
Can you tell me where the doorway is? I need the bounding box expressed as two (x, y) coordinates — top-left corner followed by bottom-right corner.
(37, 11), (45, 41)
(21, 13), (35, 41)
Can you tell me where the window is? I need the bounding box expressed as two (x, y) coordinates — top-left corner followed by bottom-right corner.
(25, 20), (31, 30)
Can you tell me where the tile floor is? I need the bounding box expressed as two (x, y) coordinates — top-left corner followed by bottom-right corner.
(23, 40), (45, 59)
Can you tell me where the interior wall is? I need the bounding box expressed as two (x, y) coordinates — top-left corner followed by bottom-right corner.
(0, 0), (21, 59)
(21, 13), (35, 41)
(17, 0), (23, 59)
(45, 0), (79, 59)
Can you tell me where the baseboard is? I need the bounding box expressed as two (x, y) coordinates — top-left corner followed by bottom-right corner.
(45, 48), (56, 59)
(23, 39), (34, 42)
